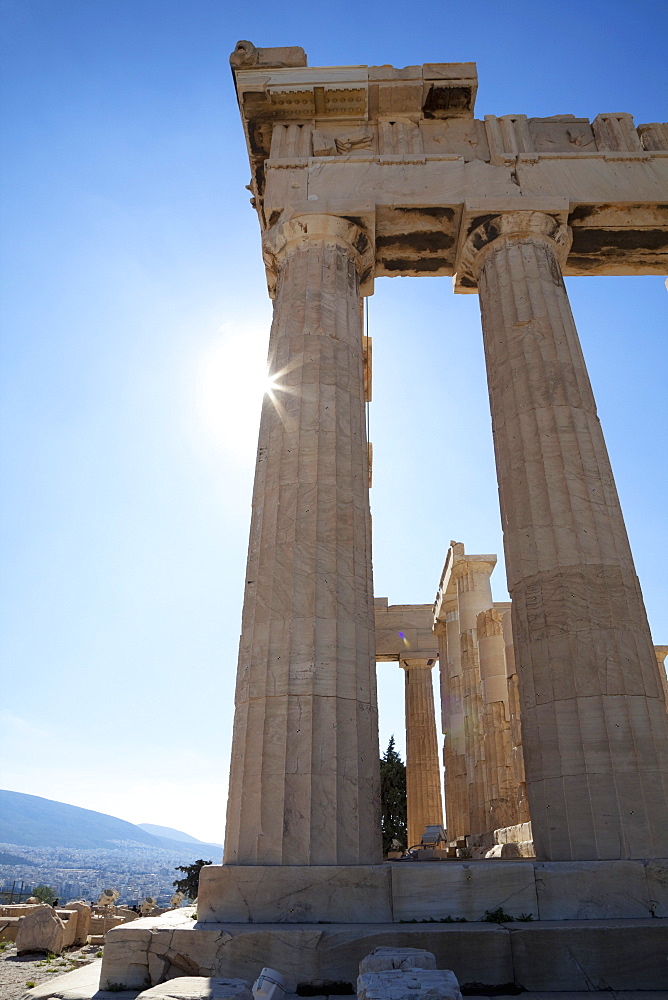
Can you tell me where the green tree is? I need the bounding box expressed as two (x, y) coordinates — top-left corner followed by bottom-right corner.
(31, 885), (57, 905)
(173, 860), (212, 901)
(379, 735), (407, 855)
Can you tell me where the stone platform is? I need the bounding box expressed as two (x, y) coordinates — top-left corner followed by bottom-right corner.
(96, 861), (668, 994)
(197, 860), (668, 923)
(100, 915), (668, 993)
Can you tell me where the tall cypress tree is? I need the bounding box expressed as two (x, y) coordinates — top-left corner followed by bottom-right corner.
(379, 735), (407, 854)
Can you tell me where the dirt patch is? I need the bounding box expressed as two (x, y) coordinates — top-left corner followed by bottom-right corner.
(0, 941), (99, 1000)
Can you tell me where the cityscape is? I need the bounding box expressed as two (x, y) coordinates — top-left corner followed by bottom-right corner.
(0, 841), (218, 906)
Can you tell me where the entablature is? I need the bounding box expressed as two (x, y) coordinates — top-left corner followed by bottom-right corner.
(231, 43), (668, 289)
(374, 598), (439, 662)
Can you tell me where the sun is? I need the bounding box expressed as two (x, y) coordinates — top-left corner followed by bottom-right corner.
(196, 322), (272, 461)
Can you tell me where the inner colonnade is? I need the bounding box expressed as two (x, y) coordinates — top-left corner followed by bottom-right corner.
(379, 549), (668, 856)
(375, 544), (528, 855)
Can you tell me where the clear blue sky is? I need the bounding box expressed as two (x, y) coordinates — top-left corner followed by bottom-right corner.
(1, 0), (666, 844)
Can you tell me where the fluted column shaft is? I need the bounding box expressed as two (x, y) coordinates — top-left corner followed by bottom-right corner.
(451, 546), (496, 836)
(466, 211), (668, 860)
(401, 657), (444, 849)
(224, 216), (381, 866)
(477, 607), (514, 831)
(436, 599), (469, 841)
(502, 610), (530, 826)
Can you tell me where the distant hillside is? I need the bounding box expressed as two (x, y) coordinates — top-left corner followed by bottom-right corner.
(138, 823), (221, 848)
(0, 790), (222, 857)
(0, 850), (36, 865)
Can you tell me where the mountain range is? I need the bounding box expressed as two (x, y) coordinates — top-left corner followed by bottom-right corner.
(137, 822), (221, 847)
(0, 790), (223, 857)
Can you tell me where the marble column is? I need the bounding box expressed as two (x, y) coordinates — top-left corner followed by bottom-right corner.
(502, 610), (530, 826)
(451, 545), (496, 836)
(477, 607), (513, 831)
(224, 214), (381, 866)
(435, 598), (468, 841)
(461, 211), (668, 860)
(400, 656), (444, 849)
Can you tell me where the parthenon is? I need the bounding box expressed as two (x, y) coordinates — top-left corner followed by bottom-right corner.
(222, 39), (668, 869)
(99, 41), (668, 994)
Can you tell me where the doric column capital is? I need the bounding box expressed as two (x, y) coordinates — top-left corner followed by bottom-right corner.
(400, 656), (437, 671)
(450, 553), (496, 584)
(262, 212), (374, 298)
(459, 210), (572, 284)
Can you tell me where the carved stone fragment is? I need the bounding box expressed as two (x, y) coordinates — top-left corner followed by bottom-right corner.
(637, 122), (668, 150)
(15, 904), (65, 955)
(357, 970), (462, 1000)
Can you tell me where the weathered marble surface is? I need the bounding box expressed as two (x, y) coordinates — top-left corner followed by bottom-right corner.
(15, 904), (65, 955)
(358, 947), (437, 973)
(99, 906), (668, 994)
(100, 914), (512, 993)
(400, 658), (443, 849)
(466, 210), (668, 861)
(391, 861), (538, 922)
(534, 861), (653, 919)
(374, 601), (438, 662)
(357, 969), (462, 1000)
(137, 977), (252, 999)
(198, 864), (392, 924)
(223, 216), (381, 867)
(196, 860), (668, 925)
(508, 920), (668, 991)
(62, 901), (92, 947)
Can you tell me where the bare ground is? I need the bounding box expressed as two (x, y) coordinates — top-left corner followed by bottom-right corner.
(0, 941), (100, 1000)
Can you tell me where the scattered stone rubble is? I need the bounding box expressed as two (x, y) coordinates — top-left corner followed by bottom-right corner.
(357, 949), (462, 1000)
(15, 906), (66, 956)
(0, 897), (142, 951)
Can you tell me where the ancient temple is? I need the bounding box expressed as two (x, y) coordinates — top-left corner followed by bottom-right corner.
(97, 42), (668, 995)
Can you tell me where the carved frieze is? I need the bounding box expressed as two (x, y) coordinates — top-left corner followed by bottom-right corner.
(592, 112), (643, 152)
(420, 119), (489, 161)
(270, 123), (313, 161)
(335, 128), (374, 154)
(528, 115), (595, 153)
(485, 115), (534, 165)
(378, 119), (423, 158)
(234, 47), (668, 283)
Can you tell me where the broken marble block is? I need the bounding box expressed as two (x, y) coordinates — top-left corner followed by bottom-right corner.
(485, 843), (521, 859)
(137, 977), (253, 1000)
(359, 948), (437, 973)
(15, 904), (65, 955)
(357, 969), (462, 1000)
(62, 900), (91, 946)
